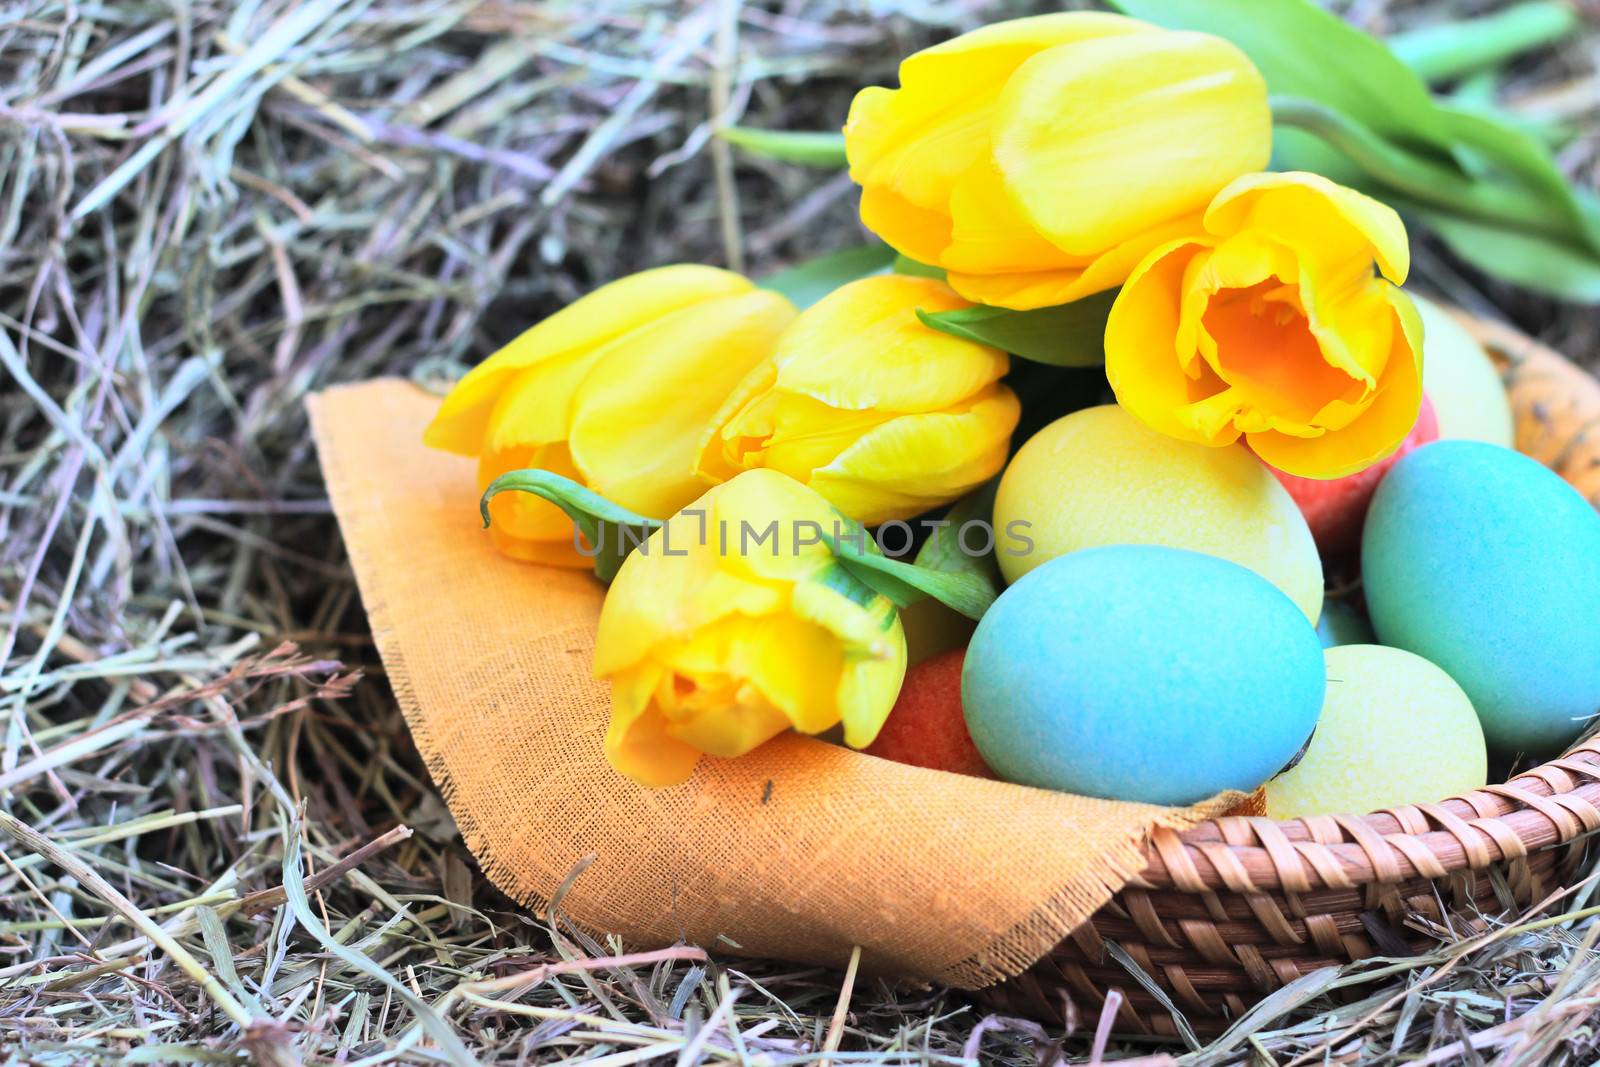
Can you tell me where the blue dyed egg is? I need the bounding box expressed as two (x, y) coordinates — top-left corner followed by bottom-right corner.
(962, 545), (1326, 805)
(1363, 440), (1600, 754)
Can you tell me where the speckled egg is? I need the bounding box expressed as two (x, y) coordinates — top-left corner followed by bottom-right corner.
(962, 545), (1326, 805)
(1265, 646), (1487, 819)
(1414, 295), (1514, 447)
(1363, 440), (1600, 754)
(993, 405), (1323, 622)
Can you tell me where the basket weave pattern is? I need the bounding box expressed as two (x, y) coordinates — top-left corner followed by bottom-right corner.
(989, 740), (1600, 1034)
(988, 325), (1600, 1036)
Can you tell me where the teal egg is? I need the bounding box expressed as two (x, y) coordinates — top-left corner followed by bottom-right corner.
(962, 545), (1326, 805)
(1317, 599), (1376, 648)
(1363, 441), (1600, 754)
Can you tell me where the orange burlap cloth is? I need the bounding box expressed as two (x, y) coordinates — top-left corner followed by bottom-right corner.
(309, 378), (1246, 989)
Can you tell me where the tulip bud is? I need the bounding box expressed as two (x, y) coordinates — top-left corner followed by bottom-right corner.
(700, 275), (1021, 526)
(593, 469), (908, 787)
(844, 13), (1270, 310)
(423, 266), (796, 563)
(1105, 171), (1424, 480)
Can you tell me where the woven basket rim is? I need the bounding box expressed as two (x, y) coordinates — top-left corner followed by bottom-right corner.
(1144, 313), (1600, 894)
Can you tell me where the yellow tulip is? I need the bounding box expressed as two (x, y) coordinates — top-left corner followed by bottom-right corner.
(699, 275), (1021, 526)
(423, 265), (796, 564)
(593, 469), (908, 787)
(843, 13), (1270, 310)
(1105, 172), (1424, 480)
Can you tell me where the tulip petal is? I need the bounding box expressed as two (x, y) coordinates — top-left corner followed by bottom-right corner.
(792, 563), (903, 654)
(478, 444), (584, 542)
(593, 487), (791, 678)
(771, 276), (1007, 413)
(653, 621), (814, 754)
(569, 291), (795, 518)
(858, 185), (954, 268)
(423, 265), (753, 455)
(485, 523), (592, 567)
(1106, 241), (1226, 444)
(604, 664), (705, 788)
(1201, 278), (1368, 428)
(1299, 269), (1398, 400)
(477, 439), (594, 566)
(1206, 171), (1410, 284)
(664, 691), (793, 760)
(593, 469), (910, 787)
(703, 469), (848, 590)
(947, 212), (1206, 311)
(595, 560), (787, 678)
(730, 615), (846, 737)
(837, 623), (908, 749)
(481, 348), (603, 455)
(942, 158), (1087, 276)
(696, 361), (779, 483)
(845, 13), (1149, 219)
(746, 394), (897, 481)
(993, 31), (1269, 257)
(1248, 288), (1423, 478)
(807, 387), (1022, 526)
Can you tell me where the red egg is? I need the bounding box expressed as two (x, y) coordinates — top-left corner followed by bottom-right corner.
(1270, 394), (1439, 556)
(863, 648), (992, 777)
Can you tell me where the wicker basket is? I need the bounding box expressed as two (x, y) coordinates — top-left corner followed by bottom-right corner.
(983, 317), (1600, 1038)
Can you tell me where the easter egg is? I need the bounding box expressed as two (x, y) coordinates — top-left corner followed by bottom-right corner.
(1363, 440), (1600, 754)
(1414, 295), (1514, 447)
(864, 649), (991, 777)
(963, 545), (1325, 805)
(993, 405), (1323, 622)
(1268, 394), (1439, 555)
(1316, 599), (1375, 648)
(1265, 646), (1487, 819)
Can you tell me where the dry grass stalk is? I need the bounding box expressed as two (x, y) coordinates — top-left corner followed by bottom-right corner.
(0, 0), (1596, 1062)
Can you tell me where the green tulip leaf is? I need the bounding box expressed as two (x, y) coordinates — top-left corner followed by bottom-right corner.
(917, 291), (1115, 366)
(480, 468), (661, 581)
(892, 254), (946, 280)
(1435, 103), (1600, 250)
(1117, 0), (1600, 295)
(1386, 1), (1578, 84)
(1113, 0), (1457, 158)
(826, 518), (998, 621)
(761, 244), (896, 309)
(1269, 97), (1572, 242)
(914, 482), (1003, 587)
(718, 127), (847, 167)
(832, 550), (997, 622)
(1403, 205), (1600, 303)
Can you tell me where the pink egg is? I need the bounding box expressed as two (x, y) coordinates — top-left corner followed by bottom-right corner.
(864, 649), (992, 777)
(1270, 394), (1439, 556)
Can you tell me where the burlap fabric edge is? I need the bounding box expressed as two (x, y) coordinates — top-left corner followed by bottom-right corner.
(308, 379), (1250, 990)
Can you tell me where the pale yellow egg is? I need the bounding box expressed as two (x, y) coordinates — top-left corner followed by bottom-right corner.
(993, 405), (1323, 622)
(1414, 295), (1514, 447)
(1265, 645), (1488, 819)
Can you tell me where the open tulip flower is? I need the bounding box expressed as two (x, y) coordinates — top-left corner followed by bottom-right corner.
(594, 469), (908, 788)
(423, 266), (795, 564)
(1106, 172), (1425, 480)
(700, 275), (1021, 526)
(844, 13), (1270, 310)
